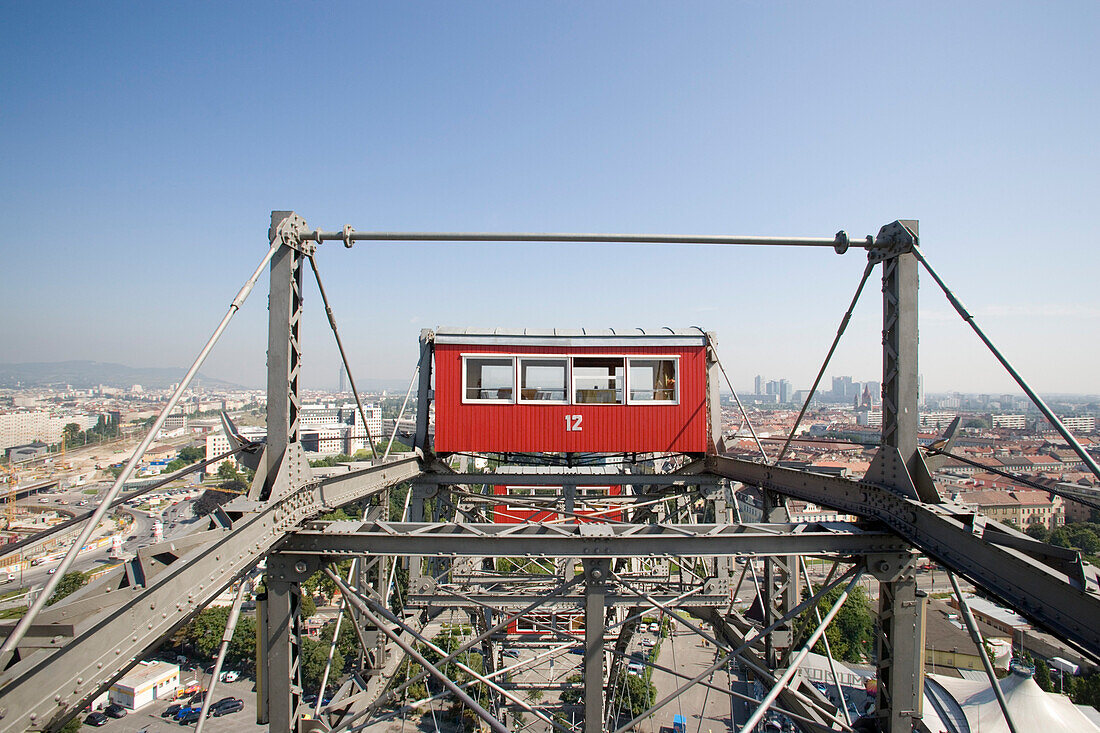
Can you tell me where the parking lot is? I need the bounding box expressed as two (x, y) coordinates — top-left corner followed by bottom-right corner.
(83, 678), (265, 733)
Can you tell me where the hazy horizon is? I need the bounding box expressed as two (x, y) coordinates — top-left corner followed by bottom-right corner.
(3, 3), (1098, 396)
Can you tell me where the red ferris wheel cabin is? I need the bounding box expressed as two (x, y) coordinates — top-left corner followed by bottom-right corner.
(429, 328), (723, 455)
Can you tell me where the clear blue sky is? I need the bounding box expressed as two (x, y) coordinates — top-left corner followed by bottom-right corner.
(2, 2), (1097, 394)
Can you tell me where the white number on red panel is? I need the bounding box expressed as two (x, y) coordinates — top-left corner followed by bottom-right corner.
(565, 414), (583, 432)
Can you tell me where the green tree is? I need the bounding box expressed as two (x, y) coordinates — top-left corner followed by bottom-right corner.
(301, 593), (317, 619)
(217, 461), (239, 481)
(560, 673), (584, 706)
(162, 458), (188, 474)
(58, 716), (82, 733)
(46, 571), (87, 606)
(300, 636), (343, 692)
(63, 423), (82, 447)
(794, 584), (874, 662)
(178, 445), (204, 463)
(1034, 659), (1053, 692)
(1071, 672), (1100, 712)
(610, 672), (656, 717)
(309, 454), (353, 468)
(319, 613), (361, 674)
(1026, 524), (1051, 542)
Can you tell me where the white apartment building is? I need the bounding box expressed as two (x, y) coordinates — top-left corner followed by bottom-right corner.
(1058, 416), (1095, 432)
(919, 411), (958, 429)
(991, 414), (1027, 430)
(0, 411), (66, 451)
(856, 409), (882, 427)
(299, 402), (382, 453)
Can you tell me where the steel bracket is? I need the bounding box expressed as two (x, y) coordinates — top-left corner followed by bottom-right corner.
(867, 219), (918, 264)
(269, 211), (315, 255)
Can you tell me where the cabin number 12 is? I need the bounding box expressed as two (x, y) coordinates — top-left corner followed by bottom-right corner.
(564, 414), (583, 432)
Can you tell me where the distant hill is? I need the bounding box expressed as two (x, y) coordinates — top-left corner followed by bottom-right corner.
(0, 361), (246, 390)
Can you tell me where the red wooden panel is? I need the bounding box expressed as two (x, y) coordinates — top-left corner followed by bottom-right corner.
(434, 344), (708, 453)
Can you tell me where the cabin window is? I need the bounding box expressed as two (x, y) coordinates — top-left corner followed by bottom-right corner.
(504, 486), (557, 510)
(464, 357), (514, 402)
(628, 358), (678, 403)
(573, 357), (624, 404)
(519, 358), (569, 403)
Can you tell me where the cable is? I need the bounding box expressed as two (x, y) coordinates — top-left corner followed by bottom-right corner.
(307, 254), (377, 460)
(775, 261), (876, 463)
(914, 246), (1100, 485)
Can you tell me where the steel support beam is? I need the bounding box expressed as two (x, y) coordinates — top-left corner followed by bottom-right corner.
(582, 559), (609, 733)
(281, 521), (909, 557)
(425, 473), (720, 487)
(262, 211), (309, 501)
(872, 554), (925, 732)
(414, 329), (434, 457)
(867, 220), (929, 732)
(264, 555), (305, 733)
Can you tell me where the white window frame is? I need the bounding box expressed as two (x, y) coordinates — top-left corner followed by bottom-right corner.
(461, 354), (516, 404)
(502, 486), (559, 511)
(626, 355), (680, 406)
(458, 352), (682, 406)
(517, 356), (571, 404)
(570, 354), (627, 405)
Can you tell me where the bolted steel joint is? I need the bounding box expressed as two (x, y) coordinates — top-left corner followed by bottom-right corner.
(833, 230), (850, 255)
(342, 224), (355, 249)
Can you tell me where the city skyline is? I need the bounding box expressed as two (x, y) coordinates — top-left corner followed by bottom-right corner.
(2, 4), (1098, 396)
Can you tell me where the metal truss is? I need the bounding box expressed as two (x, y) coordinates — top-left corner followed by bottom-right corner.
(6, 212), (1100, 733)
(281, 519), (911, 557)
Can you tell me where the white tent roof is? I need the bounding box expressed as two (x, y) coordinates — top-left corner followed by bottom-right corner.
(931, 667), (1100, 733)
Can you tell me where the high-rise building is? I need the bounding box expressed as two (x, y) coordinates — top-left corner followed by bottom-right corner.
(831, 376), (853, 402)
(754, 375), (765, 395)
(779, 379), (791, 403)
(338, 365), (346, 394)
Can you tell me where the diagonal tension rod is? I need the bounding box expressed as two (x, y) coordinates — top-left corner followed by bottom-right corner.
(307, 253), (378, 460)
(775, 259), (877, 464)
(913, 247), (1100, 485)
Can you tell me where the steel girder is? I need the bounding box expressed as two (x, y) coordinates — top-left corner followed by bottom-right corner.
(425, 473), (721, 487)
(706, 454), (1100, 659)
(0, 454), (421, 733)
(279, 520), (911, 557)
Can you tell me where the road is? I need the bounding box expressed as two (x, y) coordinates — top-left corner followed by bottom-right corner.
(4, 483), (203, 602)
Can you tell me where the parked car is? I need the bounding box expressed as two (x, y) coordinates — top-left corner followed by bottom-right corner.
(103, 704), (127, 718)
(84, 712), (109, 726)
(162, 704), (182, 718)
(628, 661), (644, 675)
(174, 706), (196, 721)
(211, 698), (244, 716)
(178, 709), (202, 725)
(649, 622), (661, 633)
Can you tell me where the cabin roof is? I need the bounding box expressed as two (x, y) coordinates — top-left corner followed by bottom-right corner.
(433, 327), (709, 348)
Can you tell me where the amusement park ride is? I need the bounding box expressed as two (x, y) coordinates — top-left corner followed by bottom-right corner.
(0, 212), (1098, 733)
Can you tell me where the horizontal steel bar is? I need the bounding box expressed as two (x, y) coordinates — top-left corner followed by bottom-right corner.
(405, 593), (731, 608)
(301, 230), (866, 249)
(423, 473), (719, 487)
(280, 520), (908, 557)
